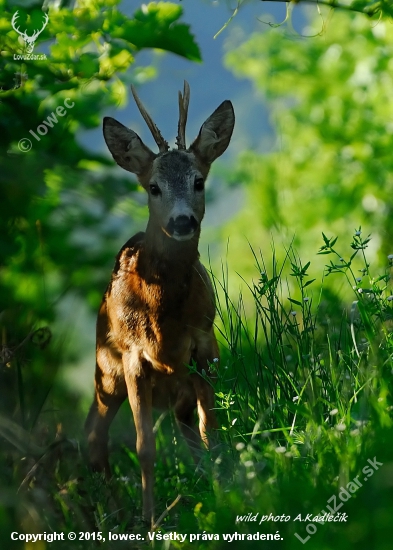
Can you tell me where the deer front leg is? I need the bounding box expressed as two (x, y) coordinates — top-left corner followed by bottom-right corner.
(123, 352), (155, 527)
(175, 388), (203, 463)
(191, 329), (219, 449)
(191, 374), (218, 449)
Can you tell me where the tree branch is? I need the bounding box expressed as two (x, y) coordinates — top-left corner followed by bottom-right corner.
(260, 0), (382, 18)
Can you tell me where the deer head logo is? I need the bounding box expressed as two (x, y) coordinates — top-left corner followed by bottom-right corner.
(11, 11), (49, 54)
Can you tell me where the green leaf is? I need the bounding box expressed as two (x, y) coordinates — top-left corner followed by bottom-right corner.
(357, 299), (376, 340)
(322, 232), (330, 246)
(74, 53), (100, 79)
(380, 0), (393, 17)
(300, 261), (311, 276)
(113, 2), (201, 62)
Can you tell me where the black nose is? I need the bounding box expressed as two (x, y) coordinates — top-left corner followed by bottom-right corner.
(167, 215), (198, 236)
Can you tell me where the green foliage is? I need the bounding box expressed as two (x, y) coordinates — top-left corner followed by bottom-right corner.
(214, 233), (393, 436)
(207, 235), (393, 548)
(112, 3), (201, 62)
(223, 11), (393, 284)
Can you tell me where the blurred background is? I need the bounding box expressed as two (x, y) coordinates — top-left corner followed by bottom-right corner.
(1, 0), (393, 546)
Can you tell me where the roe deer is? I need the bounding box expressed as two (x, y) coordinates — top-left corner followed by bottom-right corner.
(85, 82), (235, 527)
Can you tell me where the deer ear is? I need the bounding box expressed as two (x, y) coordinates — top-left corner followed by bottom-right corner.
(190, 100), (235, 164)
(103, 117), (156, 175)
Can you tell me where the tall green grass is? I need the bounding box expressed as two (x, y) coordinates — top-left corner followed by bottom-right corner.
(214, 229), (392, 442)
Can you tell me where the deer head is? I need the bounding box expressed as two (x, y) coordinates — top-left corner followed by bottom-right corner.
(103, 82), (235, 242)
(11, 11), (49, 54)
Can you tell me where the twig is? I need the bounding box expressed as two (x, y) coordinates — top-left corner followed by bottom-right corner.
(214, 0), (242, 39)
(152, 494), (182, 531)
(260, 0), (382, 17)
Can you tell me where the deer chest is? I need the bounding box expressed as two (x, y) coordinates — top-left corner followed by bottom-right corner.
(106, 262), (215, 369)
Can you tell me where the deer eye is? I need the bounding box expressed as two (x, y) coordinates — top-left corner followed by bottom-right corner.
(149, 184), (161, 196)
(194, 177), (204, 191)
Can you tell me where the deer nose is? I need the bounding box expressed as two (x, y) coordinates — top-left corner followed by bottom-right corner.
(167, 215), (198, 237)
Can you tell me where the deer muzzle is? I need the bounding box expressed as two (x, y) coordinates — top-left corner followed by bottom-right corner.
(166, 215), (198, 240)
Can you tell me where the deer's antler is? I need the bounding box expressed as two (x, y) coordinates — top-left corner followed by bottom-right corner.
(176, 81), (190, 150)
(131, 85), (170, 154)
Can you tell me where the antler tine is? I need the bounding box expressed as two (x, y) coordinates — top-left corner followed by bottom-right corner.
(130, 85), (169, 154)
(176, 80), (190, 150)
